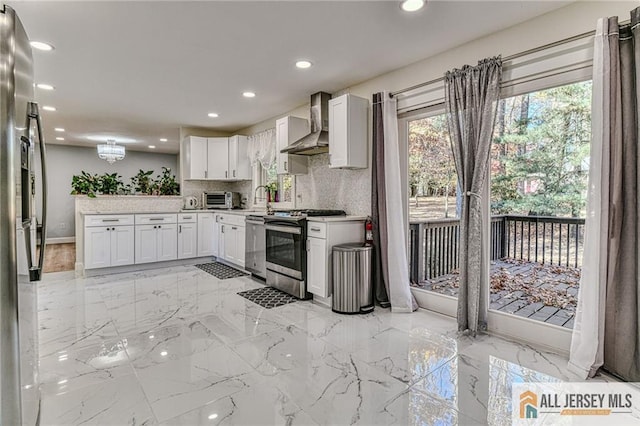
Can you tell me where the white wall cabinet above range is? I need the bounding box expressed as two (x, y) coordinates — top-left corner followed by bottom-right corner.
(84, 215), (135, 269)
(183, 135), (251, 181)
(276, 116), (309, 175)
(307, 219), (365, 299)
(329, 94), (368, 169)
(134, 214), (178, 264)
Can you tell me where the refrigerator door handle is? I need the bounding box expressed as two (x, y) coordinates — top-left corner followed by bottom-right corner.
(24, 102), (47, 282)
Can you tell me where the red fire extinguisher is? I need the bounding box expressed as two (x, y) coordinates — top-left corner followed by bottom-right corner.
(365, 216), (374, 246)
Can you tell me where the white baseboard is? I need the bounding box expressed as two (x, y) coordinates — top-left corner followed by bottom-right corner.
(46, 237), (75, 245)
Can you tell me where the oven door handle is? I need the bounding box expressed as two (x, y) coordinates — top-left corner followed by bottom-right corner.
(265, 224), (302, 235)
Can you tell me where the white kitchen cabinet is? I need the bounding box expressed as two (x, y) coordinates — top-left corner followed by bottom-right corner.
(178, 214), (198, 259)
(329, 94), (368, 169)
(183, 136), (208, 179)
(182, 135), (251, 181)
(218, 214), (245, 267)
(84, 215), (135, 270)
(207, 137), (229, 180)
(197, 212), (216, 256)
(134, 214), (178, 264)
(276, 116), (309, 175)
(306, 219), (364, 298)
(307, 235), (327, 297)
(228, 135), (251, 180)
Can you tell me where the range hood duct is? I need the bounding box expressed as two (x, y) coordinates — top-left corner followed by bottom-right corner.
(280, 91), (331, 155)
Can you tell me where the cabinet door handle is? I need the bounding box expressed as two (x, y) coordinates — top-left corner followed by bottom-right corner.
(179, 225), (182, 233)
(233, 170), (236, 177)
(225, 171), (228, 178)
(153, 225), (157, 229)
(158, 225), (162, 229)
(205, 170), (208, 179)
(310, 227), (321, 232)
(306, 239), (310, 251)
(221, 225), (224, 233)
(284, 161), (288, 172)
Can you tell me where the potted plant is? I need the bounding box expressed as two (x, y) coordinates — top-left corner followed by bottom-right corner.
(70, 171), (100, 198)
(153, 167), (180, 195)
(131, 169), (154, 195)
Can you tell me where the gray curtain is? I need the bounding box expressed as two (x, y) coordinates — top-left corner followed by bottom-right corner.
(445, 57), (502, 334)
(372, 92), (390, 308)
(603, 9), (640, 382)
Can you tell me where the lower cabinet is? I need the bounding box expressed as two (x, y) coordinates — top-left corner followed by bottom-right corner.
(219, 214), (245, 267)
(84, 214), (136, 270)
(197, 213), (216, 257)
(306, 220), (364, 298)
(85, 225), (135, 269)
(134, 214), (178, 264)
(135, 223), (178, 264)
(178, 213), (198, 259)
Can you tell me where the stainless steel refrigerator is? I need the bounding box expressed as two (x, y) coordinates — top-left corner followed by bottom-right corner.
(0, 4), (47, 426)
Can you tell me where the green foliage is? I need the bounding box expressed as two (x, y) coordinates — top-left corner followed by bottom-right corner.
(98, 173), (124, 195)
(153, 167), (180, 195)
(70, 167), (180, 197)
(491, 81), (592, 217)
(70, 171), (101, 198)
(131, 169), (155, 195)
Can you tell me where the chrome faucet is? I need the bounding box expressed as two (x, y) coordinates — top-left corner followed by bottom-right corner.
(254, 185), (274, 214)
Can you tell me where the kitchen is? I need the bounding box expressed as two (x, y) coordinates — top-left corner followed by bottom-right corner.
(1, 1), (636, 425)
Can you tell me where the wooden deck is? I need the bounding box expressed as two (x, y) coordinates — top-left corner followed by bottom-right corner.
(411, 259), (580, 328)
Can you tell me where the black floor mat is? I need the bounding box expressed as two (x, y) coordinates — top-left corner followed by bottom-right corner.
(195, 262), (248, 280)
(237, 286), (299, 309)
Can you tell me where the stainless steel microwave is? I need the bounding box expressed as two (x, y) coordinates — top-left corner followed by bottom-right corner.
(202, 191), (241, 209)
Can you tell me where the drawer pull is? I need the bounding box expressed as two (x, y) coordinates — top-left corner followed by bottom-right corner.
(231, 226), (237, 230)
(102, 219), (120, 222)
(310, 227), (321, 232)
(183, 216), (192, 220)
(149, 218), (164, 221)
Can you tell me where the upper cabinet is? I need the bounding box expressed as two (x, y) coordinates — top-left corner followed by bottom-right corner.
(329, 94), (368, 169)
(183, 135), (251, 181)
(276, 116), (309, 175)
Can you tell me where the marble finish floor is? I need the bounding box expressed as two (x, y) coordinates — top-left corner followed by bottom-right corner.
(37, 264), (596, 425)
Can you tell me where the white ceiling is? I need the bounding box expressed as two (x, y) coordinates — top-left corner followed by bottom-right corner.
(9, 0), (572, 154)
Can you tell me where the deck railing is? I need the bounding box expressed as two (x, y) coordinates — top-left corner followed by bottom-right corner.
(409, 215), (585, 282)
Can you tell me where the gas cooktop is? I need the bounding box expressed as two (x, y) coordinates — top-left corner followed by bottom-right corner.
(269, 209), (346, 219)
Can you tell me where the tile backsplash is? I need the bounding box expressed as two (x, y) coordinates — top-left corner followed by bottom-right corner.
(295, 153), (371, 216)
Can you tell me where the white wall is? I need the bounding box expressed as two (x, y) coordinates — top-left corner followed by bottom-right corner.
(236, 1), (636, 215)
(46, 144), (177, 239)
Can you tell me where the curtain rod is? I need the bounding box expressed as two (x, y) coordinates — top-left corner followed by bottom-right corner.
(389, 28), (597, 98)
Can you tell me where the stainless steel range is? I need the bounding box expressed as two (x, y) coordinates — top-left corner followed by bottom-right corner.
(265, 210), (345, 299)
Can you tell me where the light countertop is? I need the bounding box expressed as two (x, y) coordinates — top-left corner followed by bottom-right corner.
(307, 215), (367, 223)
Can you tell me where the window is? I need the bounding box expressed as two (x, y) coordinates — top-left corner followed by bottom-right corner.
(251, 160), (295, 208)
(408, 112), (457, 221)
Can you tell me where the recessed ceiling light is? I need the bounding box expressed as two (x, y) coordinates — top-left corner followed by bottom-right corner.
(401, 0), (425, 12)
(56, 137), (64, 141)
(36, 83), (55, 90)
(42, 106), (56, 111)
(242, 91), (256, 98)
(208, 414), (218, 420)
(160, 350), (168, 356)
(160, 138), (167, 142)
(30, 41), (54, 51)
(207, 112), (219, 118)
(148, 145), (156, 149)
(54, 128), (64, 132)
(295, 60), (312, 69)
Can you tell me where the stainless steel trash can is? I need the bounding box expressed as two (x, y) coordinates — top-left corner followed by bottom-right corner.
(332, 243), (373, 314)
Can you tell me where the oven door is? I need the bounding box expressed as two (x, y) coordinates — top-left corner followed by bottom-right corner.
(265, 222), (304, 280)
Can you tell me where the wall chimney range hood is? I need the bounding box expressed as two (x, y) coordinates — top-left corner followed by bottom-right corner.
(280, 91), (331, 155)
